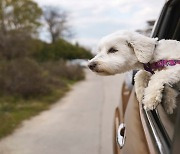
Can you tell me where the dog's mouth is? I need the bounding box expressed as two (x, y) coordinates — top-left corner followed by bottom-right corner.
(93, 69), (113, 76)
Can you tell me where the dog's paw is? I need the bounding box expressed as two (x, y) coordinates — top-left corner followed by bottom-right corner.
(163, 98), (177, 114)
(136, 92), (144, 103)
(143, 86), (163, 110)
(162, 85), (178, 114)
(134, 70), (152, 103)
(143, 97), (162, 110)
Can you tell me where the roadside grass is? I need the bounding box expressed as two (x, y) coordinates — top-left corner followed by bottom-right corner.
(0, 79), (79, 140)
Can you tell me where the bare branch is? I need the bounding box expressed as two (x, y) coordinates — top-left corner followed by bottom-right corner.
(43, 6), (72, 43)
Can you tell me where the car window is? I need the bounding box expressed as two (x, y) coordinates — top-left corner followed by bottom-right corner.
(142, 1), (180, 153)
(153, 0), (180, 40)
(155, 0), (180, 142)
(157, 23), (180, 139)
(157, 95), (179, 140)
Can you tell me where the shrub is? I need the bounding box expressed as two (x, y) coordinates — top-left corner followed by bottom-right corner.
(42, 60), (85, 81)
(0, 58), (84, 98)
(0, 31), (33, 60)
(0, 58), (51, 97)
(36, 39), (93, 61)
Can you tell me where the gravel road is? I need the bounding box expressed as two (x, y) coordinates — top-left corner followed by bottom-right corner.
(0, 70), (124, 154)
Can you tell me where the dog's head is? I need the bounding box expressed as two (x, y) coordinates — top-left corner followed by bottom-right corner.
(88, 31), (158, 75)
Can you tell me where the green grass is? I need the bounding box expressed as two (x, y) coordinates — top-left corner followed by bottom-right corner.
(0, 84), (72, 139)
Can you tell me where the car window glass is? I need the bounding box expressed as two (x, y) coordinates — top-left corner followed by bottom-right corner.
(157, 94), (180, 140)
(155, 0), (180, 40)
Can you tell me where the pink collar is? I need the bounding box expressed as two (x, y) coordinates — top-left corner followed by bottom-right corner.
(143, 60), (180, 74)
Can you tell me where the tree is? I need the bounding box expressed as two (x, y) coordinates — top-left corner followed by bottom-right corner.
(0, 0), (43, 60)
(43, 6), (72, 43)
(0, 0), (42, 34)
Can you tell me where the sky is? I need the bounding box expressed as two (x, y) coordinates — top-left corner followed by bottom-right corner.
(35, 0), (165, 51)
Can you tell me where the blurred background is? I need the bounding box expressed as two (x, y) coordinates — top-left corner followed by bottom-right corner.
(0, 0), (164, 154)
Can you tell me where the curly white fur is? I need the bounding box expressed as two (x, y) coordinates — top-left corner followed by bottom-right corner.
(88, 31), (180, 113)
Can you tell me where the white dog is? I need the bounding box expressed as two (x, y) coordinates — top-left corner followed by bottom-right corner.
(88, 31), (180, 114)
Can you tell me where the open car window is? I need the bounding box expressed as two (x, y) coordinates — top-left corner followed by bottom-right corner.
(143, 0), (180, 153)
(153, 0), (180, 40)
(156, 3), (180, 140)
(156, 17), (180, 140)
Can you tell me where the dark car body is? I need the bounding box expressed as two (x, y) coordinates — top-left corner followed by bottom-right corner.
(113, 0), (180, 153)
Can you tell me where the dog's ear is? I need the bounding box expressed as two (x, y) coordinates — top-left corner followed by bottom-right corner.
(126, 32), (158, 63)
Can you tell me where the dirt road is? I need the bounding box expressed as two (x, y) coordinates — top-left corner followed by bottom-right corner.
(0, 70), (124, 154)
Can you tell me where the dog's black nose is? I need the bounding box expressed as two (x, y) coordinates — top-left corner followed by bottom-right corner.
(88, 62), (97, 70)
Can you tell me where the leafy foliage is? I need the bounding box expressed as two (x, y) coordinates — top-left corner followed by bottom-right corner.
(36, 39), (93, 61)
(0, 0), (42, 33)
(0, 31), (33, 60)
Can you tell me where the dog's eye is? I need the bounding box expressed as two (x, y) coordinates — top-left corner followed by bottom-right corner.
(108, 47), (118, 54)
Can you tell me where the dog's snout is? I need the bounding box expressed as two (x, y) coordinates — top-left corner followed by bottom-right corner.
(88, 62), (97, 70)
